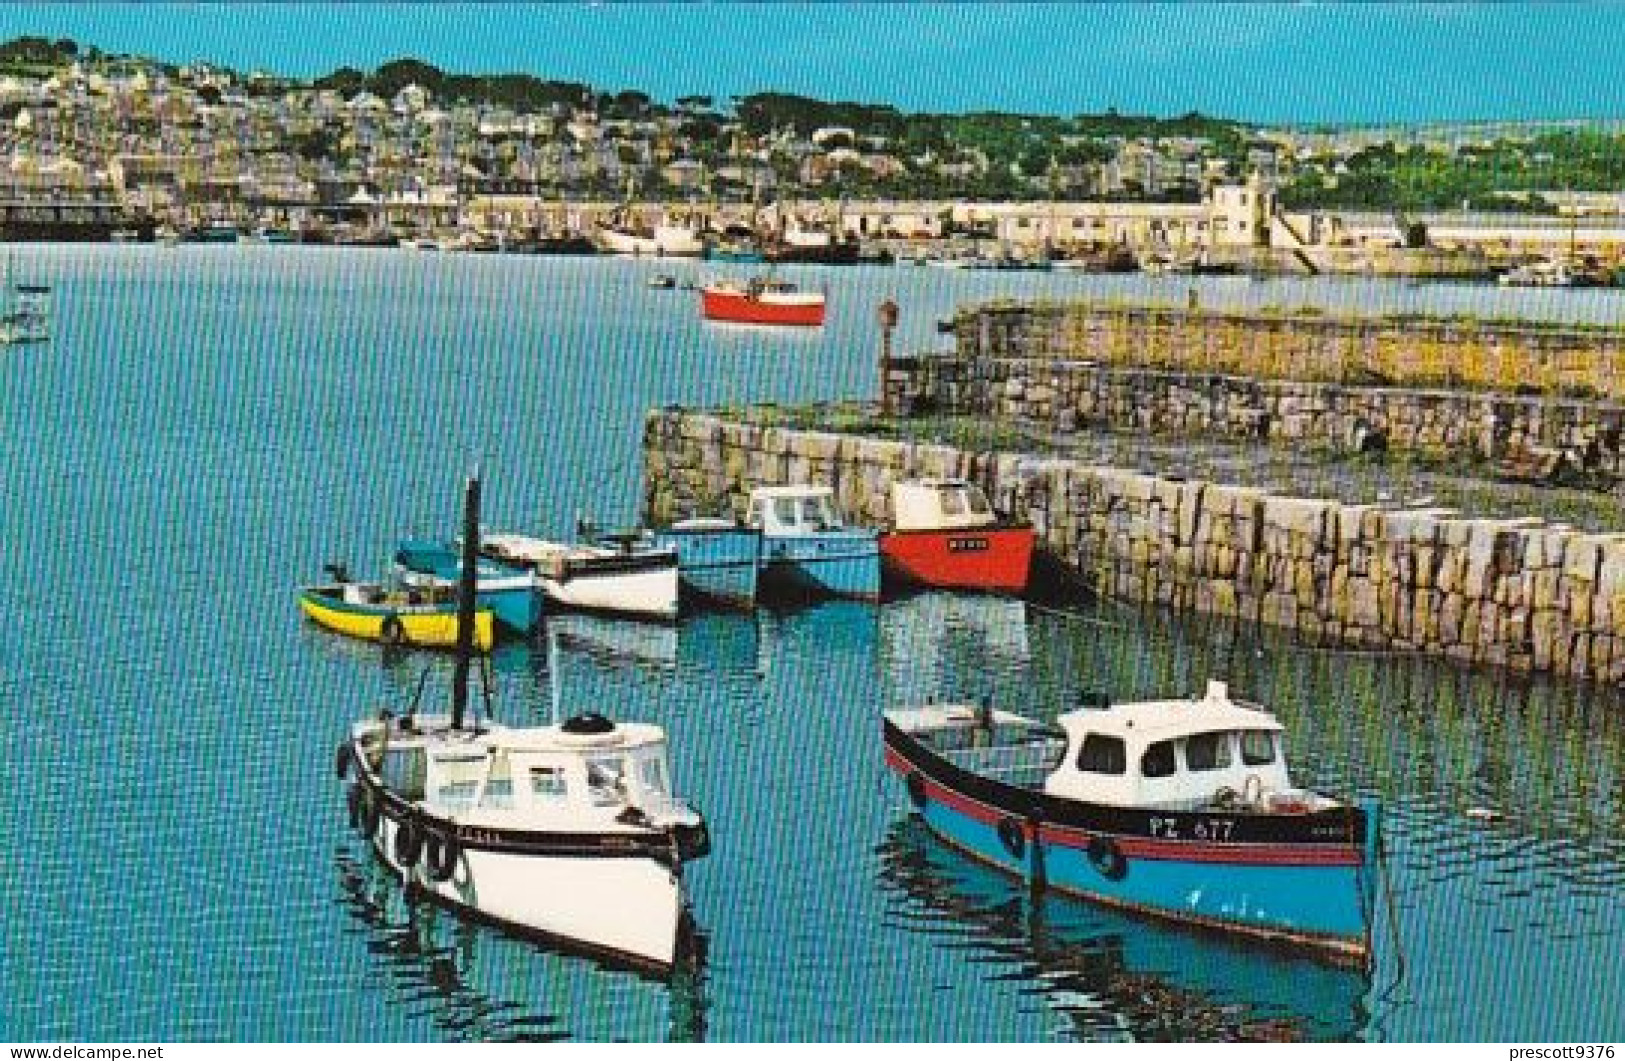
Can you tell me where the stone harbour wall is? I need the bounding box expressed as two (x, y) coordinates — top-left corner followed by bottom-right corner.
(645, 408), (1625, 684)
(950, 301), (1625, 401)
(895, 356), (1625, 475)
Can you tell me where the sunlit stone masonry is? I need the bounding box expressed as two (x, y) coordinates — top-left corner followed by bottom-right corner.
(644, 409), (1625, 684)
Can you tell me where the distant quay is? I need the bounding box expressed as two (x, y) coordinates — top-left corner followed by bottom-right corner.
(8, 188), (1625, 279)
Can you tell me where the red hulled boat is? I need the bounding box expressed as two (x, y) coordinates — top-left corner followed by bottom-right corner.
(700, 277), (826, 327)
(879, 479), (1035, 594)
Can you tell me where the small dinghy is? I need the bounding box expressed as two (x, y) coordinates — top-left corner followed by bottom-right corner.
(299, 563), (495, 651)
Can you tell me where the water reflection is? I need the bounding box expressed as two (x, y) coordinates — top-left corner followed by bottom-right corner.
(333, 846), (709, 1041)
(877, 818), (1368, 1042)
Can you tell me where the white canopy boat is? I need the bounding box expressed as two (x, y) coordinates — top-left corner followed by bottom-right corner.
(337, 476), (710, 973)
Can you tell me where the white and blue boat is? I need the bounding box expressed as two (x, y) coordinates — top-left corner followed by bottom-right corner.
(883, 681), (1379, 966)
(646, 517), (762, 609)
(747, 485), (880, 601)
(393, 539), (542, 636)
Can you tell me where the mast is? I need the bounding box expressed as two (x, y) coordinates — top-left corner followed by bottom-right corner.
(451, 473), (481, 729)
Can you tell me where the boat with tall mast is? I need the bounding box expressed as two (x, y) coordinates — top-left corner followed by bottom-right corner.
(337, 475), (710, 972)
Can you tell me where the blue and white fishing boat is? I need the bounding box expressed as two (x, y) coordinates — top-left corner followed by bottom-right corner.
(883, 681), (1379, 965)
(646, 517), (762, 609)
(393, 539), (542, 636)
(747, 485), (880, 601)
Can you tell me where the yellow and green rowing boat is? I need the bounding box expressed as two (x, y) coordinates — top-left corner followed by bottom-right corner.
(298, 583), (495, 651)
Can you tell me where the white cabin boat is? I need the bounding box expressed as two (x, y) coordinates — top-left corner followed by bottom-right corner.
(343, 709), (709, 971)
(337, 476), (709, 972)
(596, 222), (705, 258)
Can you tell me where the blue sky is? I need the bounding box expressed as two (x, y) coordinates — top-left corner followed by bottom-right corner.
(2, 3), (1623, 125)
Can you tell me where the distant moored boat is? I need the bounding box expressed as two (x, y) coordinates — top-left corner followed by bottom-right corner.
(701, 277), (826, 327)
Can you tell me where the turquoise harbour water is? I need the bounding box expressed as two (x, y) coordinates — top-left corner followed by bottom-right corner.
(2, 246), (1623, 1042)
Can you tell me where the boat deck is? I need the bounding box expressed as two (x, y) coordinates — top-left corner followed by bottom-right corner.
(887, 705), (1067, 791)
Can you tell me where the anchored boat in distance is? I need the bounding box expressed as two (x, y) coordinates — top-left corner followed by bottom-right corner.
(701, 277), (826, 327)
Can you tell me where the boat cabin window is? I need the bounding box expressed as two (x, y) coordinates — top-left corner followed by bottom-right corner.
(635, 755), (670, 796)
(1240, 730), (1277, 766)
(381, 747), (427, 800)
(1184, 731), (1233, 772)
(585, 755), (627, 806)
(481, 753), (514, 810)
(775, 498), (799, 527)
(432, 751), (488, 811)
(938, 488), (968, 517)
(1140, 739), (1177, 779)
(965, 487), (992, 516)
(747, 499), (767, 529)
(1076, 734), (1126, 775)
(528, 766), (568, 802)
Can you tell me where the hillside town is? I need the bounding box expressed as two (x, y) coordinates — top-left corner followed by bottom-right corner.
(6, 37), (1625, 278)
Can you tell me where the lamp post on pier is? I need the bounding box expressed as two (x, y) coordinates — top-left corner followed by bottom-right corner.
(878, 296), (899, 417)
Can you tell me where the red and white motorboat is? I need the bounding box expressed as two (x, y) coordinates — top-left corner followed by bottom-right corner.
(700, 277), (826, 327)
(879, 479), (1035, 594)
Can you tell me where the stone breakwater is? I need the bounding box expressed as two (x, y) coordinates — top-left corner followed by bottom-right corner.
(948, 301), (1625, 402)
(645, 409), (1625, 683)
(892, 356), (1625, 477)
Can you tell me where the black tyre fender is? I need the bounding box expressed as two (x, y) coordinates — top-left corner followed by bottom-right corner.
(905, 771), (928, 809)
(335, 742), (352, 780)
(424, 829), (461, 883)
(380, 615), (406, 646)
(996, 816), (1026, 861)
(1087, 835), (1128, 881)
(393, 817), (424, 866)
(346, 783), (363, 828)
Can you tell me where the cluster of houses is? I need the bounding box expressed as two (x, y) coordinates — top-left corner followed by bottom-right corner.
(1, 54), (1624, 273)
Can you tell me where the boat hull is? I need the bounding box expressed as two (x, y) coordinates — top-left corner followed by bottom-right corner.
(540, 561), (680, 622)
(298, 587), (495, 651)
(649, 526), (761, 609)
(883, 722), (1373, 964)
(356, 779), (690, 972)
(701, 288), (826, 327)
(394, 542), (542, 636)
(597, 225), (704, 258)
(880, 525), (1036, 593)
(758, 531), (881, 601)
(481, 536), (681, 622)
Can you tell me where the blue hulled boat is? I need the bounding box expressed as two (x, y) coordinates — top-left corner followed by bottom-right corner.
(747, 486), (880, 601)
(646, 518), (762, 609)
(882, 681), (1379, 965)
(393, 539), (542, 636)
